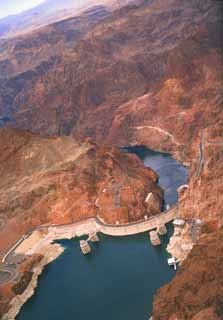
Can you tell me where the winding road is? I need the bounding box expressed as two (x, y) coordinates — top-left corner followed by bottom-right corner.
(135, 125), (180, 145)
(1, 128), (213, 286)
(0, 265), (20, 285)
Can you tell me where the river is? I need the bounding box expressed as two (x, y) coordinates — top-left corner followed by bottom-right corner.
(17, 147), (188, 320)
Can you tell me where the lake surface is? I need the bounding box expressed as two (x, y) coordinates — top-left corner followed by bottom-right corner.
(17, 148), (188, 320)
(123, 146), (188, 208)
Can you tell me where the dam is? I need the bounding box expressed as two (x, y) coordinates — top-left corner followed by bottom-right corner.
(17, 148), (188, 320)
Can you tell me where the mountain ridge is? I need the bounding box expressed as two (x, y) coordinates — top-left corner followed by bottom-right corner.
(0, 0), (142, 39)
(0, 1), (222, 319)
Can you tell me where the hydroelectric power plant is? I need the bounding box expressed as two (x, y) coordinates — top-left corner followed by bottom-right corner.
(17, 148), (188, 320)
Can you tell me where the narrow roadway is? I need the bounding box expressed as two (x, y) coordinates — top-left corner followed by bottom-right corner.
(1, 127), (200, 285)
(196, 130), (204, 177)
(0, 265), (20, 285)
(195, 128), (223, 177)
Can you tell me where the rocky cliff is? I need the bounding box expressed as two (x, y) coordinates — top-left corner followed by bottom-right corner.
(0, 127), (162, 255)
(0, 244), (64, 319)
(0, 0), (222, 318)
(0, 5), (111, 79)
(154, 121), (223, 319)
(152, 229), (223, 320)
(0, 0), (220, 136)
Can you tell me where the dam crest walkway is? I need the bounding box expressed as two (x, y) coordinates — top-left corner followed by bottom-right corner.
(95, 206), (178, 236)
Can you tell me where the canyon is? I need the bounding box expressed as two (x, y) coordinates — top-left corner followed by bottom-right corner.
(0, 0), (222, 319)
(0, 127), (162, 255)
(0, 127), (164, 318)
(0, 0), (221, 138)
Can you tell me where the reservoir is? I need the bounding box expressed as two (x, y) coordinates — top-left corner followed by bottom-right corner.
(122, 146), (188, 208)
(17, 148), (188, 320)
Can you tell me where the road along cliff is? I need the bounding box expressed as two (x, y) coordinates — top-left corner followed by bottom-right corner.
(0, 1), (222, 319)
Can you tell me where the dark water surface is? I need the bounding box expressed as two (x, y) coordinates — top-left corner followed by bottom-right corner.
(17, 148), (188, 320)
(123, 146), (188, 208)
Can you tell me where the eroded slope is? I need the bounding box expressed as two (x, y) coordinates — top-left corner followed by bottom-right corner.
(153, 229), (223, 320)
(0, 127), (162, 255)
(0, 0), (220, 134)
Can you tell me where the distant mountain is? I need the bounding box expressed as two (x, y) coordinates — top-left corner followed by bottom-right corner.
(0, 5), (111, 79)
(0, 0), (220, 140)
(0, 0), (141, 39)
(0, 1), (222, 319)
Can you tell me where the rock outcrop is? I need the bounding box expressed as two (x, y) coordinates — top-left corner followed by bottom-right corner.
(178, 127), (223, 228)
(0, 127), (163, 255)
(152, 123), (223, 319)
(1, 244), (64, 320)
(167, 222), (194, 262)
(0, 5), (111, 79)
(152, 229), (223, 320)
(0, 1), (220, 138)
(0, 0), (222, 319)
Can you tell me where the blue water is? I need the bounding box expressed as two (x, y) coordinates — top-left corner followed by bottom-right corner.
(17, 148), (188, 320)
(17, 229), (174, 320)
(123, 146), (188, 208)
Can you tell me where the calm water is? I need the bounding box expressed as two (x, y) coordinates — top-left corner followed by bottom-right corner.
(123, 146), (188, 208)
(17, 148), (188, 320)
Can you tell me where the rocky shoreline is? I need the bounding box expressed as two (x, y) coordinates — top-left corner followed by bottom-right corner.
(2, 243), (64, 320)
(0, 218), (99, 319)
(152, 229), (223, 320)
(167, 222), (194, 263)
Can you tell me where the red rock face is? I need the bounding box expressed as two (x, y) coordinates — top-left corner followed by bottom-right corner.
(0, 128), (162, 255)
(0, 1), (222, 318)
(91, 25), (223, 230)
(0, 0), (220, 136)
(178, 126), (223, 229)
(85, 28), (222, 157)
(152, 230), (223, 320)
(0, 6), (111, 79)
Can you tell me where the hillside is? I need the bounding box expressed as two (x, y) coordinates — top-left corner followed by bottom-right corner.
(0, 0), (220, 138)
(0, 0), (141, 39)
(0, 127), (162, 255)
(0, 5), (110, 79)
(0, 0), (222, 319)
(153, 229), (223, 320)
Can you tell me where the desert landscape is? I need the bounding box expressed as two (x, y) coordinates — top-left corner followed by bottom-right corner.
(0, 1), (222, 319)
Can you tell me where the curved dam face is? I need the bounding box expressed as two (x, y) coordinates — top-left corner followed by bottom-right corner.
(97, 206), (178, 236)
(17, 148), (188, 320)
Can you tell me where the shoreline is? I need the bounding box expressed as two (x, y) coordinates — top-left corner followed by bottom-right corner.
(1, 218), (100, 319)
(0, 208), (185, 318)
(2, 216), (178, 320)
(2, 243), (64, 320)
(167, 225), (194, 263)
(0, 147), (190, 319)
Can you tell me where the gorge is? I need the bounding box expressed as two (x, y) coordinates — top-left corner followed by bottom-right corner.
(16, 147), (188, 320)
(0, 0), (222, 319)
